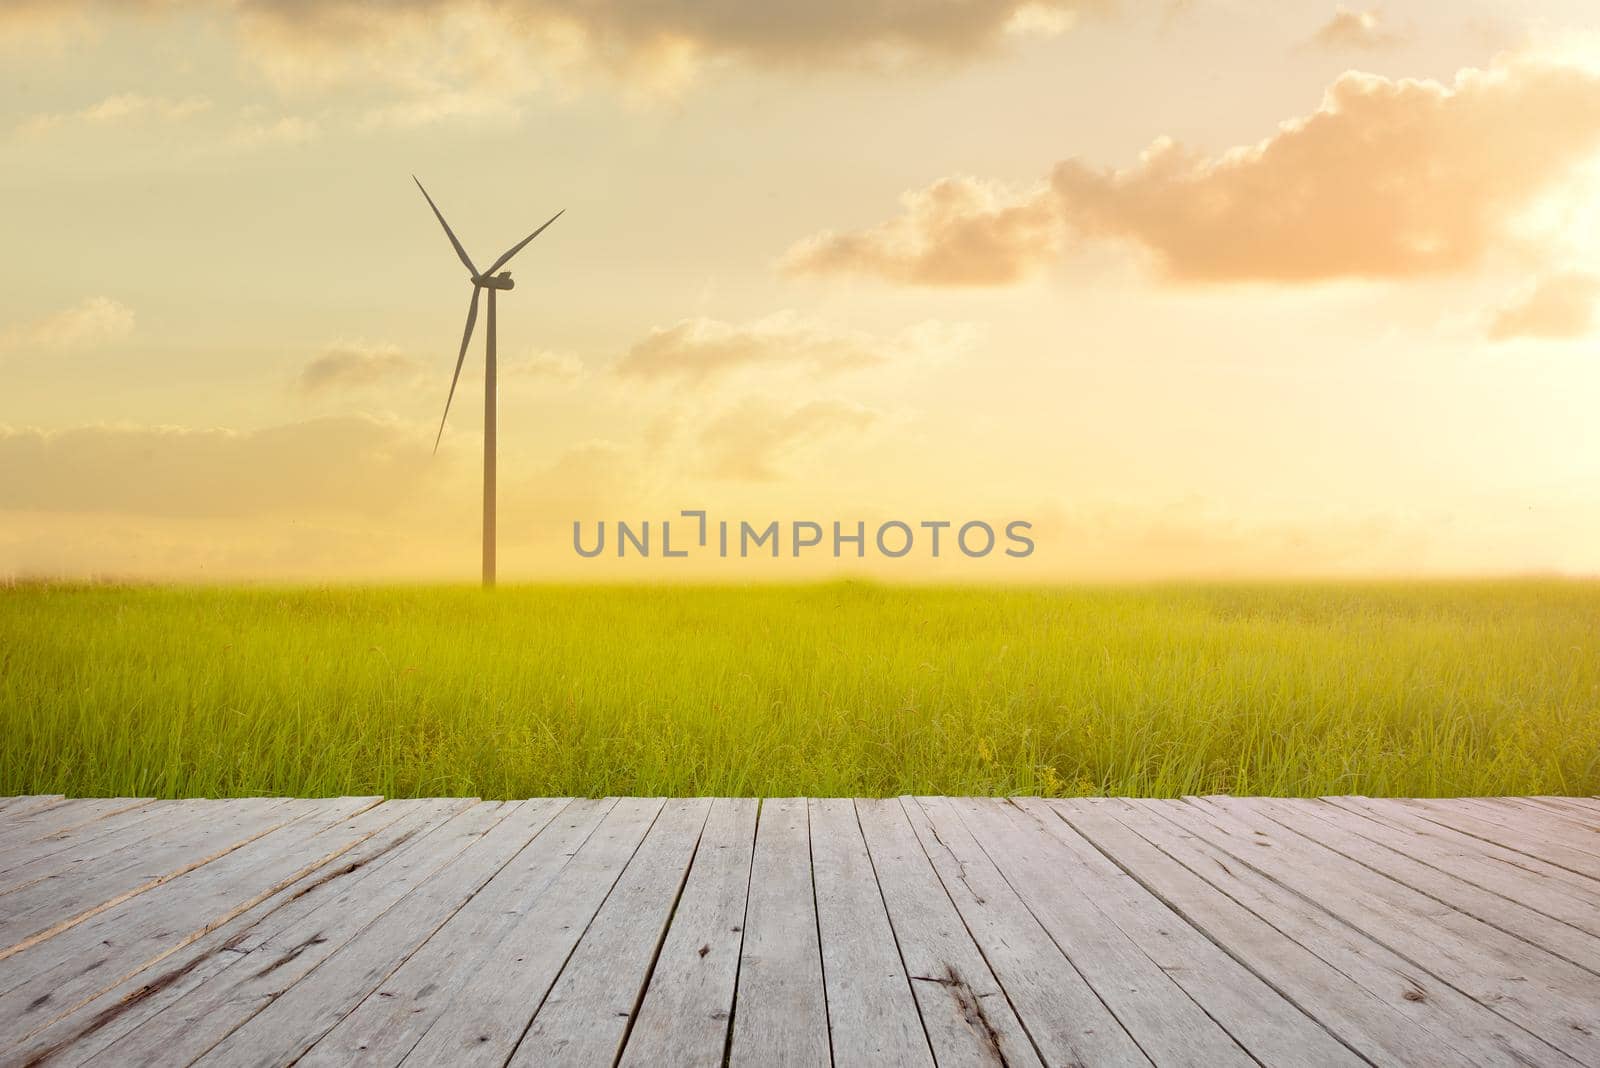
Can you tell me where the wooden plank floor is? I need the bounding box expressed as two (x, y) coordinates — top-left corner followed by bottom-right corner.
(1, 797), (1597, 1066)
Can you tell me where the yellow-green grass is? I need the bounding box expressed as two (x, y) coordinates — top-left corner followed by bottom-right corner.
(2, 581), (1597, 799)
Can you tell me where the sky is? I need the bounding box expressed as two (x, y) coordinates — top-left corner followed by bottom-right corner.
(2, 0), (1598, 581)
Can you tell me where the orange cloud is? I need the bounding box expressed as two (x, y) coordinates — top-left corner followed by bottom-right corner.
(700, 400), (878, 481)
(297, 344), (418, 394)
(3, 1), (1104, 107)
(14, 92), (210, 137)
(784, 54), (1600, 286)
(618, 312), (968, 381)
(0, 418), (432, 517)
(1, 297), (135, 350)
(781, 178), (1060, 285)
(1307, 7), (1406, 52)
(1487, 271), (1599, 340)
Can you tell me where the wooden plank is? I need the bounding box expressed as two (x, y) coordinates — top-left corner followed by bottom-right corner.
(0, 796), (65, 819)
(295, 798), (613, 1067)
(0, 799), (150, 855)
(1238, 797), (1600, 974)
(727, 798), (829, 1068)
(1167, 797), (1600, 1064)
(385, 797), (667, 1067)
(618, 798), (757, 1068)
(0, 799), (302, 963)
(1369, 798), (1600, 882)
(806, 797), (933, 1067)
(1461, 797), (1600, 839)
(0, 798), (95, 850)
(1427, 799), (1600, 876)
(1323, 797), (1600, 900)
(1297, 798), (1600, 940)
(1432, 798), (1600, 879)
(930, 796), (1252, 1067)
(508, 798), (713, 1066)
(855, 798), (1044, 1068)
(0, 801), (212, 895)
(0, 799), (226, 897)
(911, 795), (1174, 1066)
(190, 800), (557, 1067)
(993, 798), (1360, 1066)
(1479, 798), (1600, 846)
(1055, 798), (1574, 1068)
(4, 799), (473, 1068)
(0, 797), (386, 1047)
(1513, 797), (1600, 829)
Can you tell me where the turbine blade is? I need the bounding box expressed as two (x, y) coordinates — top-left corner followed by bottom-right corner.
(414, 176), (479, 278)
(434, 286), (481, 454)
(486, 209), (565, 276)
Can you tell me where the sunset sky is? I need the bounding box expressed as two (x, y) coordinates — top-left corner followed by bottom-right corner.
(2, 0), (1598, 580)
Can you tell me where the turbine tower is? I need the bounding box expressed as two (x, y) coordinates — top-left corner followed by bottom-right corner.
(414, 177), (563, 588)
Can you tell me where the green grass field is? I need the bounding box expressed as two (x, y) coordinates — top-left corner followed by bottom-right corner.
(2, 581), (1597, 799)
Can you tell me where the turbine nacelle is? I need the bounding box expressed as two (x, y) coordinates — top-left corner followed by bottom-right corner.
(474, 272), (514, 291)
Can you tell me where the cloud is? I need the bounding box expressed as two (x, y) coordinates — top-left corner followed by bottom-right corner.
(3, 1), (1102, 111)
(700, 399), (877, 481)
(1307, 7), (1406, 52)
(0, 417), (433, 517)
(1, 297), (135, 349)
(227, 112), (318, 149)
(781, 179), (1061, 286)
(231, 0), (1102, 87)
(618, 311), (969, 381)
(15, 92), (210, 137)
(784, 54), (1600, 286)
(297, 343), (419, 394)
(1487, 271), (1600, 341)
(504, 349), (585, 383)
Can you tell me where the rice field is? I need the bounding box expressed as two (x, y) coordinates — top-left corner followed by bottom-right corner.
(1, 580), (1596, 799)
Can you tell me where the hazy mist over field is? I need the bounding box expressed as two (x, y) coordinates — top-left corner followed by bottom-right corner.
(2, 1), (1598, 580)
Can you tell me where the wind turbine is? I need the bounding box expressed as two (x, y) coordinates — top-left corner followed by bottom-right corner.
(414, 176), (563, 588)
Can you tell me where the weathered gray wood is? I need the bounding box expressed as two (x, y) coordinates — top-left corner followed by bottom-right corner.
(997, 798), (1362, 1066)
(855, 798), (1044, 1068)
(619, 797), (757, 1068)
(910, 795), (1171, 1066)
(1241, 797), (1600, 974)
(0, 800), (226, 896)
(807, 797), (933, 1067)
(1480, 798), (1600, 848)
(1513, 797), (1600, 828)
(1056, 798), (1573, 1068)
(8, 799), (472, 1068)
(1174, 797), (1600, 1064)
(508, 798), (712, 1066)
(298, 798), (612, 1067)
(1, 794), (1597, 1068)
(394, 797), (667, 1067)
(932, 796), (1253, 1067)
(727, 798), (830, 1068)
(0, 797), (385, 1046)
(0, 801), (183, 891)
(0, 796), (65, 819)
(193, 800), (554, 1067)
(1324, 796), (1600, 901)
(1292, 797), (1600, 940)
(0, 799), (301, 963)
(0, 798), (101, 849)
(1403, 799), (1600, 879)
(0, 799), (150, 855)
